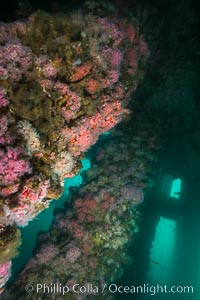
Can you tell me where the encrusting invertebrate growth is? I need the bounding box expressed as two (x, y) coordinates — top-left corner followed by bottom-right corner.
(0, 6), (149, 292)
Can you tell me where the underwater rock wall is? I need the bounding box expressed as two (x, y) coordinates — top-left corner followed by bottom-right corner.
(0, 8), (148, 292)
(4, 127), (157, 299)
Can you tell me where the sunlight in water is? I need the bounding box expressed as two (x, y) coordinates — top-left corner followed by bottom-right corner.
(147, 217), (176, 285)
(170, 178), (182, 199)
